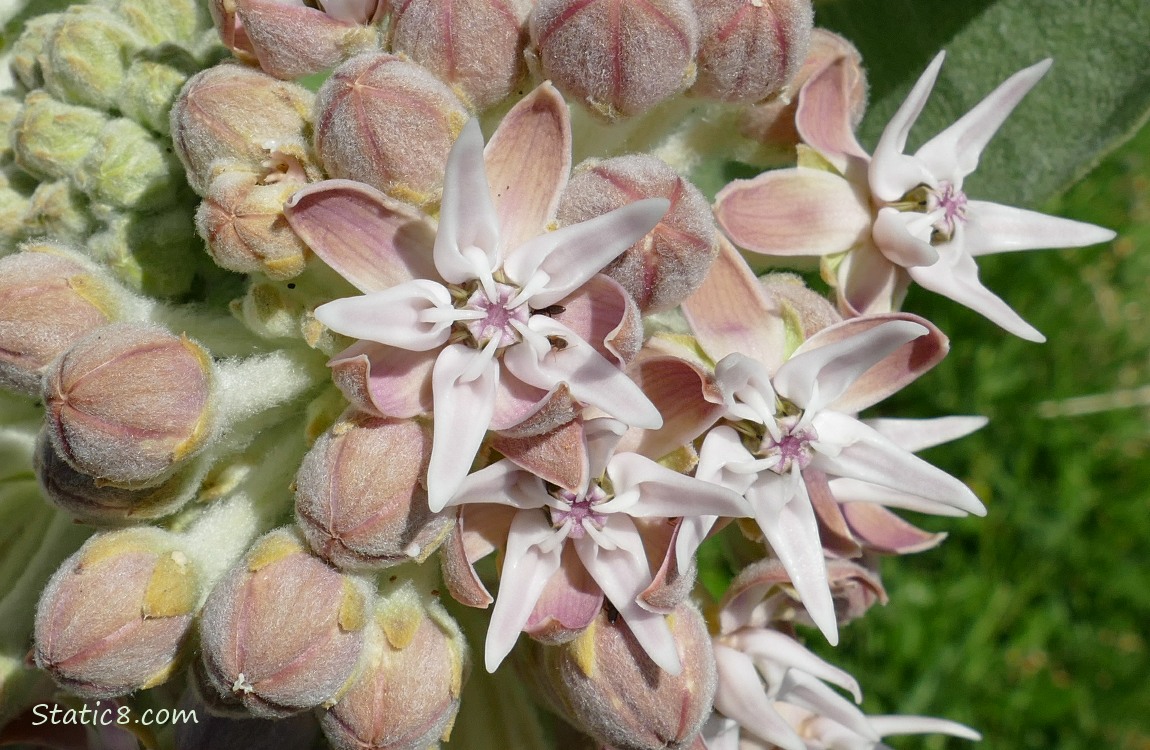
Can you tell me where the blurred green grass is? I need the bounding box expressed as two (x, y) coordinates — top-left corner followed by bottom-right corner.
(809, 112), (1150, 747)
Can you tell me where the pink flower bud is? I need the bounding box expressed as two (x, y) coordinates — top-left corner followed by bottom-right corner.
(295, 413), (453, 570)
(557, 156), (717, 312)
(197, 169), (310, 280)
(387, 0), (533, 110)
(42, 323), (215, 488)
(690, 0), (813, 103)
(170, 64), (317, 195)
(529, 0), (699, 119)
(231, 0), (383, 80)
(0, 245), (122, 396)
(531, 603), (717, 750)
(320, 586), (467, 750)
(199, 528), (371, 718)
(760, 272), (841, 340)
(34, 528), (199, 698)
(314, 53), (468, 206)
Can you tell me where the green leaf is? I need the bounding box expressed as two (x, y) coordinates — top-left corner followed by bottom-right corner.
(816, 0), (1150, 206)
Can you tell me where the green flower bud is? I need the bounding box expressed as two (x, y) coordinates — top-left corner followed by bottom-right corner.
(34, 527), (199, 698)
(8, 14), (60, 92)
(0, 184), (31, 249)
(120, 57), (196, 135)
(21, 180), (96, 242)
(42, 323), (216, 488)
(11, 91), (109, 181)
(109, 0), (213, 47)
(0, 244), (123, 395)
(75, 117), (185, 211)
(295, 413), (452, 570)
(41, 7), (144, 111)
(0, 94), (24, 162)
(199, 527), (372, 718)
(87, 207), (201, 298)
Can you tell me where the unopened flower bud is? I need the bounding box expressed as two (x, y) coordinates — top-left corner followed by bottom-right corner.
(42, 323), (215, 488)
(41, 7), (144, 111)
(8, 14), (59, 91)
(87, 207), (202, 298)
(760, 272), (841, 342)
(295, 414), (452, 570)
(75, 118), (185, 211)
(320, 581), (467, 750)
(11, 91), (108, 181)
(199, 528), (371, 718)
(34, 527), (199, 698)
(233, 0), (382, 80)
(120, 57), (197, 135)
(531, 603), (717, 750)
(0, 245), (123, 395)
(114, 0), (210, 47)
(171, 64), (316, 195)
(315, 53), (468, 206)
(21, 180), (96, 242)
(529, 0), (699, 119)
(0, 95), (22, 160)
(196, 169), (309, 280)
(0, 185), (29, 248)
(690, 0), (813, 103)
(557, 155), (717, 312)
(387, 0), (532, 110)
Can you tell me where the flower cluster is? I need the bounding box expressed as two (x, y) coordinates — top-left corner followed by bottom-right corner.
(0, 0), (1116, 749)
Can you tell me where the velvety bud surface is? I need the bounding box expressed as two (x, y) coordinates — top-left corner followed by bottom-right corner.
(199, 528), (371, 718)
(41, 7), (144, 111)
(42, 323), (215, 488)
(34, 528), (199, 698)
(21, 180), (96, 243)
(529, 0), (699, 119)
(295, 413), (453, 570)
(85, 207), (203, 298)
(121, 58), (196, 135)
(314, 53), (468, 206)
(75, 118), (185, 211)
(9, 14), (60, 91)
(387, 0), (533, 110)
(691, 0), (813, 103)
(557, 155), (717, 312)
(233, 0), (381, 80)
(11, 91), (108, 181)
(0, 246), (120, 395)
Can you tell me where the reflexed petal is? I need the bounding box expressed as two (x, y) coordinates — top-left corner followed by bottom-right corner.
(446, 458), (552, 511)
(552, 274), (637, 367)
(915, 59), (1052, 181)
(492, 417), (587, 492)
(733, 629), (862, 703)
(713, 645), (806, 750)
(485, 509), (565, 672)
(795, 57), (869, 173)
(715, 168), (871, 257)
(776, 319), (928, 414)
(484, 83), (572, 252)
(314, 280), (454, 350)
(745, 471), (838, 645)
(317, 0), (380, 24)
(681, 236), (786, 370)
(627, 351), (727, 461)
(834, 240), (904, 316)
(505, 318), (662, 429)
(872, 207), (939, 267)
(503, 198), (670, 309)
(907, 246), (1045, 341)
(285, 179), (438, 292)
(600, 452), (748, 518)
(329, 341), (435, 418)
(811, 411), (986, 516)
(435, 119), (502, 285)
(962, 200), (1116, 256)
(828, 477), (968, 517)
(864, 415), (987, 452)
(782, 670), (878, 741)
(525, 543), (604, 637)
(671, 515), (717, 584)
(839, 502), (947, 554)
(870, 52), (946, 202)
(427, 344), (500, 511)
(868, 715), (981, 741)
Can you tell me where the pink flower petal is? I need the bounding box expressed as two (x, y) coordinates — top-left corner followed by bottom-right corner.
(491, 418), (588, 492)
(314, 280), (454, 350)
(839, 502), (947, 555)
(806, 469), (861, 558)
(524, 543), (604, 639)
(329, 341), (435, 418)
(626, 351), (726, 461)
(834, 240), (906, 316)
(552, 274), (638, 367)
(484, 83), (572, 253)
(869, 52), (945, 202)
(828, 478), (967, 517)
(488, 371), (557, 432)
(715, 168), (871, 257)
(439, 504), (515, 608)
(584, 417), (628, 482)
(434, 119), (502, 286)
(285, 179), (438, 292)
(318, 0), (382, 24)
(795, 56), (870, 174)
(962, 200), (1116, 257)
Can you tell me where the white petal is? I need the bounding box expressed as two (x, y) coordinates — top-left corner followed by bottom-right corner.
(697, 426), (759, 495)
(427, 344), (500, 511)
(713, 353), (778, 425)
(314, 280), (455, 350)
(829, 478), (968, 517)
(484, 510), (565, 672)
(583, 417), (628, 482)
(781, 671), (878, 742)
(733, 629), (862, 703)
(870, 52), (946, 202)
(446, 458), (553, 511)
(502, 198), (669, 309)
(868, 715), (982, 741)
(915, 59), (1052, 181)
(872, 207), (940, 268)
(434, 119), (502, 286)
(602, 452), (748, 519)
(713, 645), (806, 750)
(862, 416), (988, 452)
(701, 714), (743, 750)
(962, 200), (1116, 256)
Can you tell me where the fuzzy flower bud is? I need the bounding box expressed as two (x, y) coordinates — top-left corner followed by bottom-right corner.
(387, 0), (533, 110)
(531, 603), (717, 750)
(557, 155), (717, 312)
(295, 413), (453, 570)
(314, 53), (468, 206)
(86, 208), (203, 298)
(320, 581), (467, 750)
(120, 57), (197, 135)
(199, 528), (372, 718)
(760, 272), (841, 342)
(20, 180), (97, 242)
(528, 0), (699, 120)
(8, 13), (59, 91)
(41, 7), (144, 111)
(75, 118), (186, 212)
(196, 169), (310, 280)
(34, 527), (199, 698)
(11, 91), (108, 181)
(690, 0), (813, 103)
(170, 64), (316, 195)
(115, 0), (210, 47)
(42, 323), (215, 488)
(0, 245), (123, 396)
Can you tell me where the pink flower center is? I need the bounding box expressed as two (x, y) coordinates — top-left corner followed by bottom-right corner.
(930, 181), (968, 240)
(759, 415), (817, 474)
(461, 282), (528, 349)
(551, 485), (609, 539)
